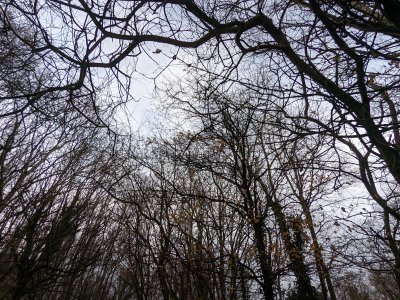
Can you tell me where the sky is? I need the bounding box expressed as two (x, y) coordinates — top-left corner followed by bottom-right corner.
(117, 46), (191, 135)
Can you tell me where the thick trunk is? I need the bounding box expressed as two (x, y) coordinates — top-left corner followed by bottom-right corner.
(252, 220), (275, 300)
(384, 212), (400, 294)
(255, 177), (317, 299)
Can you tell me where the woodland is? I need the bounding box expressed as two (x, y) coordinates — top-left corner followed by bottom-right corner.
(1, 1), (400, 299)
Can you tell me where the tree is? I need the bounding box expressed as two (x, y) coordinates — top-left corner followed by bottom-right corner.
(4, 0), (399, 218)
(3, 1), (400, 299)
(0, 11), (124, 299)
(154, 83), (348, 299)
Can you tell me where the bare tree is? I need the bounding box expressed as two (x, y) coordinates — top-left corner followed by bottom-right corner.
(3, 1), (399, 206)
(2, 1), (400, 299)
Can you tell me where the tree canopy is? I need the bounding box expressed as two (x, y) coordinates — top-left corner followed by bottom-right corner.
(1, 1), (400, 299)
